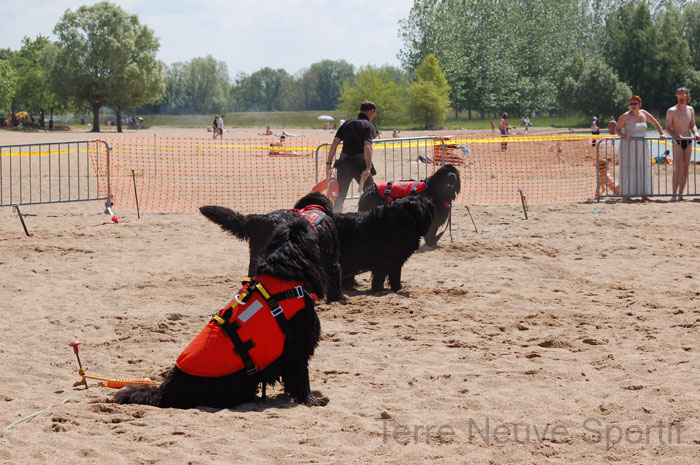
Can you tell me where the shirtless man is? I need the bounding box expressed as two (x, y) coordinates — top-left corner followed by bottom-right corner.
(665, 87), (700, 201)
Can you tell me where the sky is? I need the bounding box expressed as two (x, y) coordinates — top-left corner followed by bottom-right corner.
(2, 0), (415, 77)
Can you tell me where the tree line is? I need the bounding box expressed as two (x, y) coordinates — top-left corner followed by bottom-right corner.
(399, 0), (700, 120)
(2, 0), (699, 132)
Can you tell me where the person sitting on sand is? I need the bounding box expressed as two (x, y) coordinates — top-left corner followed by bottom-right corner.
(269, 134), (286, 147)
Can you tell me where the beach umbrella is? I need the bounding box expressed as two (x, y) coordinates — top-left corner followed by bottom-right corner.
(317, 115), (334, 121)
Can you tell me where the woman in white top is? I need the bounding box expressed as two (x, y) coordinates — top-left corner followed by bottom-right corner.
(615, 95), (665, 200)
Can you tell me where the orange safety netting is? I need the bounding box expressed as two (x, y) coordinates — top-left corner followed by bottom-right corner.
(98, 134), (600, 213)
(105, 137), (324, 213)
(435, 133), (599, 204)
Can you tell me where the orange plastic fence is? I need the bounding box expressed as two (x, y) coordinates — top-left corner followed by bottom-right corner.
(439, 133), (598, 204)
(100, 134), (599, 213)
(106, 137), (324, 213)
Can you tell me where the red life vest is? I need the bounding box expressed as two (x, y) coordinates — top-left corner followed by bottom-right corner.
(294, 204), (327, 231)
(176, 275), (316, 378)
(375, 181), (426, 202)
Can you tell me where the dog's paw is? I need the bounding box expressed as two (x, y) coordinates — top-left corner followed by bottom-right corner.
(303, 390), (329, 407)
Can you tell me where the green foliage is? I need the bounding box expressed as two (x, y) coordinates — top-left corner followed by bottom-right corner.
(305, 60), (355, 110)
(233, 67), (289, 111)
(162, 57), (229, 114)
(51, 1), (164, 131)
(9, 36), (59, 117)
(558, 54), (631, 119)
(406, 54), (451, 128)
(400, 0), (588, 119)
(601, 0), (696, 112)
(338, 66), (405, 126)
(398, 0), (700, 118)
(0, 59), (17, 110)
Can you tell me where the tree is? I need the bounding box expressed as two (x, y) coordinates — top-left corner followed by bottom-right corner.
(558, 54), (631, 119)
(602, 1), (666, 112)
(233, 67), (289, 111)
(399, 1), (592, 118)
(51, 2), (164, 132)
(406, 54), (451, 128)
(338, 66), (405, 126)
(9, 36), (60, 126)
(682, 1), (700, 70)
(107, 23), (165, 131)
(305, 60), (355, 110)
(160, 57), (229, 114)
(0, 59), (17, 111)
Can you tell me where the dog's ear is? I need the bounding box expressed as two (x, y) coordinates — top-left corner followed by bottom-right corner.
(450, 168), (461, 194)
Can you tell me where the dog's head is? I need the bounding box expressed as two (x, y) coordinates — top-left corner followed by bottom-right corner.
(426, 164), (461, 203)
(293, 191), (334, 216)
(255, 214), (326, 299)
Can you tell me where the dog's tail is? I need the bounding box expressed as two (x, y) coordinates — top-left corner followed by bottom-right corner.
(112, 384), (161, 406)
(200, 205), (262, 241)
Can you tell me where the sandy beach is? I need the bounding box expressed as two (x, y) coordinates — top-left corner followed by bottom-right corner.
(1, 126), (699, 464)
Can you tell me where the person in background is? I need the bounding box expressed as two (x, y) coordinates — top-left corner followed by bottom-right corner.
(217, 115), (225, 139)
(325, 100), (378, 212)
(615, 95), (665, 201)
(498, 112), (516, 151)
(212, 115), (219, 139)
(665, 87), (700, 201)
(591, 116), (600, 146)
(607, 116), (617, 135)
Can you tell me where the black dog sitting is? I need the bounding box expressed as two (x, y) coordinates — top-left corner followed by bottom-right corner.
(113, 214), (329, 409)
(336, 195), (434, 292)
(199, 192), (343, 302)
(357, 164), (460, 246)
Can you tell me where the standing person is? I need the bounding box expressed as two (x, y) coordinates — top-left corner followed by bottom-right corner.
(217, 115), (225, 139)
(212, 115), (219, 139)
(665, 87), (700, 201)
(591, 116), (600, 146)
(607, 116), (617, 135)
(498, 112), (515, 151)
(325, 100), (377, 212)
(615, 95), (665, 201)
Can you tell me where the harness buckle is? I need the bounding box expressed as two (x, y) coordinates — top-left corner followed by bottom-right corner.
(270, 305), (284, 317)
(293, 285), (304, 298)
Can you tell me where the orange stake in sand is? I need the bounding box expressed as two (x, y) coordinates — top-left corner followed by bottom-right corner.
(68, 340), (158, 389)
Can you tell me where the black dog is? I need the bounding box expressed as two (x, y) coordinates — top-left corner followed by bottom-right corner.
(199, 192), (343, 302)
(336, 195), (434, 292)
(113, 214), (329, 409)
(358, 164), (460, 246)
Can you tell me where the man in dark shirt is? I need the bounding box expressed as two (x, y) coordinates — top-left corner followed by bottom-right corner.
(325, 100), (377, 212)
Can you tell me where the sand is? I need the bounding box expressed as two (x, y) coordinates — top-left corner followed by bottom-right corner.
(1, 126), (699, 464)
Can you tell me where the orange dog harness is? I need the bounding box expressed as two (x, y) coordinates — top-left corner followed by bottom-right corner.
(176, 276), (316, 377)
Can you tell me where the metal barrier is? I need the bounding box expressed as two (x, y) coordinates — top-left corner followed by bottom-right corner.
(0, 140), (112, 233)
(314, 136), (444, 200)
(596, 136), (699, 200)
